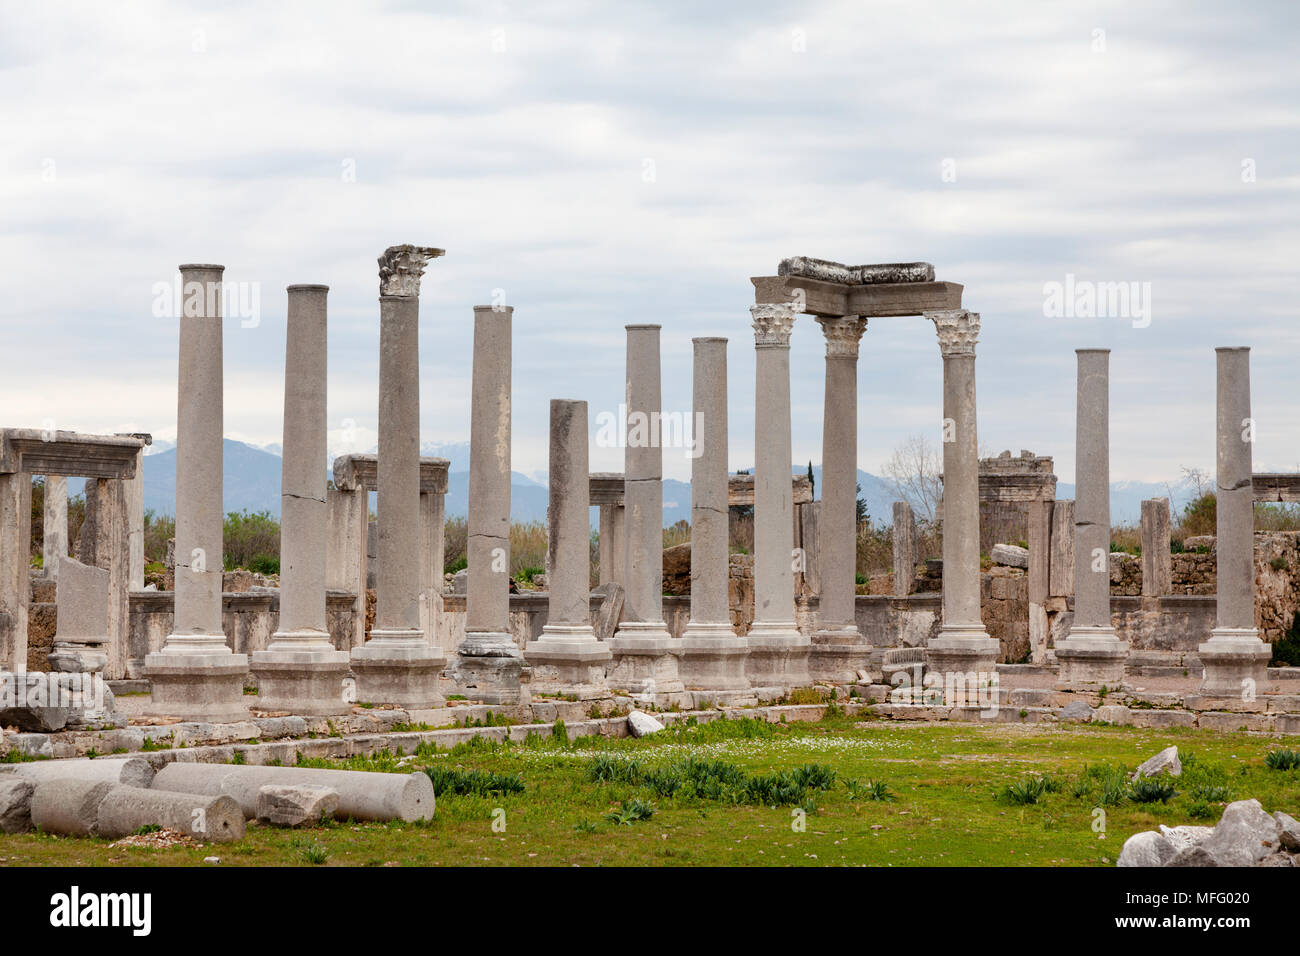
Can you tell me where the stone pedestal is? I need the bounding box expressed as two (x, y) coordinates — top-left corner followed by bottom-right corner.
(1057, 349), (1128, 688)
(925, 310), (998, 679)
(745, 304), (811, 694)
(251, 285), (350, 715)
(145, 264), (250, 722)
(451, 304), (525, 704)
(526, 401), (611, 699)
(609, 324), (684, 701)
(351, 247), (446, 709)
(49, 557), (109, 674)
(679, 338), (749, 701)
(809, 316), (871, 683)
(1199, 347), (1271, 704)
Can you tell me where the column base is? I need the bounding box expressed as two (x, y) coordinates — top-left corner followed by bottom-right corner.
(48, 641), (108, 674)
(744, 621), (812, 695)
(1055, 626), (1130, 689)
(449, 631), (525, 705)
(807, 625), (873, 684)
(608, 621), (685, 700)
(1197, 627), (1272, 698)
(250, 630), (352, 716)
(926, 625), (999, 679)
(351, 628), (446, 709)
(144, 638), (250, 722)
(678, 622), (750, 693)
(524, 624), (613, 700)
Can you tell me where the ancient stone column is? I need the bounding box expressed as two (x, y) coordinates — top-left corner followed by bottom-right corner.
(745, 303), (811, 692)
(114, 434), (151, 591)
(525, 400), (611, 697)
(1056, 349), (1128, 688)
(351, 247), (446, 708)
(145, 264), (248, 721)
(251, 285), (350, 714)
(892, 501), (917, 597)
(326, 484), (367, 651)
(679, 337), (749, 699)
(419, 471), (448, 648)
(924, 310), (998, 678)
(1026, 499), (1051, 664)
(609, 325), (683, 700)
(1140, 498), (1172, 597)
(1198, 347), (1271, 703)
(450, 305), (524, 704)
(74, 477), (130, 678)
(809, 316), (871, 683)
(43, 476), (68, 580)
(0, 470), (30, 671)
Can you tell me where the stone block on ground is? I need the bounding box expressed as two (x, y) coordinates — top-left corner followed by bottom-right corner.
(256, 784), (339, 827)
(1202, 799), (1282, 866)
(0, 777), (34, 833)
(29, 778), (115, 836)
(1117, 830), (1176, 867)
(1277, 811), (1300, 851)
(1058, 700), (1094, 723)
(1132, 745), (1181, 780)
(95, 785), (245, 843)
(627, 710), (664, 738)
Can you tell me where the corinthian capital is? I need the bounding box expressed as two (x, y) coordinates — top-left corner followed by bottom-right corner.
(750, 302), (798, 348)
(378, 244), (446, 297)
(815, 315), (868, 358)
(927, 309), (980, 357)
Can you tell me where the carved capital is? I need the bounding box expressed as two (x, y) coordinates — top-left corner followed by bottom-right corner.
(378, 244), (445, 297)
(815, 315), (867, 358)
(750, 302), (797, 348)
(927, 309), (980, 357)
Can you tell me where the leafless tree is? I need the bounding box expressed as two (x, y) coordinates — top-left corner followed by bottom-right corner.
(883, 434), (943, 524)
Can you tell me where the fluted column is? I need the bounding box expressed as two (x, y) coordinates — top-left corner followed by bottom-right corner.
(146, 264), (249, 720)
(450, 304), (524, 704)
(351, 245), (445, 708)
(924, 310), (998, 678)
(609, 324), (684, 700)
(809, 315), (872, 683)
(745, 303), (811, 693)
(1197, 346), (1271, 704)
(1056, 348), (1128, 688)
(525, 400), (611, 697)
(251, 285), (350, 714)
(680, 337), (749, 698)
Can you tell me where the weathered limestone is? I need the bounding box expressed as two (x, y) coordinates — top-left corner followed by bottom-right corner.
(1199, 347), (1271, 700)
(924, 310), (998, 677)
(48, 557), (109, 674)
(1026, 498), (1051, 662)
(525, 400), (611, 699)
(115, 433), (152, 591)
(256, 784), (339, 827)
(29, 778), (115, 836)
(43, 475), (67, 580)
(679, 337), (749, 697)
(609, 324), (684, 699)
(1049, 499), (1075, 597)
(352, 247), (446, 708)
(892, 501), (917, 597)
(0, 470), (30, 671)
(145, 265), (249, 721)
(0, 756), (154, 788)
(745, 303), (812, 692)
(96, 785), (245, 842)
(809, 315), (871, 682)
(0, 777), (33, 833)
(78, 476), (131, 679)
(450, 304), (524, 704)
(1057, 349), (1129, 687)
(326, 484), (367, 651)
(251, 285), (350, 715)
(150, 762), (434, 822)
(1141, 498), (1172, 597)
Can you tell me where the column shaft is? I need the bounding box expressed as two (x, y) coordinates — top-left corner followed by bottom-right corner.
(1072, 349), (1111, 629)
(621, 324), (666, 627)
(689, 338), (729, 626)
(43, 475), (67, 580)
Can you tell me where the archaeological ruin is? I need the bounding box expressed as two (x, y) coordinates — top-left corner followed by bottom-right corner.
(3, 248), (1300, 772)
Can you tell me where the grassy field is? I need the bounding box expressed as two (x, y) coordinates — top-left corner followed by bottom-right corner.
(2, 713), (1299, 867)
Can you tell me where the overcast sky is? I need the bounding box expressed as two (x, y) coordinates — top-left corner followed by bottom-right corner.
(2, 0), (1297, 486)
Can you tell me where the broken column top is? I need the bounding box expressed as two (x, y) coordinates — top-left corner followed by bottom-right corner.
(333, 453), (450, 494)
(778, 257), (935, 285)
(378, 245), (446, 297)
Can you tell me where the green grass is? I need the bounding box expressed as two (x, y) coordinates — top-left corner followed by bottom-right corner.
(1, 718), (1298, 866)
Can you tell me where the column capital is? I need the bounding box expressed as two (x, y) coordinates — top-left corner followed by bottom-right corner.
(815, 315), (868, 358)
(750, 303), (797, 348)
(926, 309), (980, 357)
(378, 244), (446, 297)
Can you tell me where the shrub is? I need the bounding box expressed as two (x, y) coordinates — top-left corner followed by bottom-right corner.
(1129, 778), (1177, 803)
(1264, 749), (1300, 771)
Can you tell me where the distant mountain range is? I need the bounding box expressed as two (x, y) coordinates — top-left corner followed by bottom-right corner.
(138, 439), (1198, 526)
